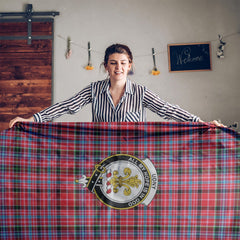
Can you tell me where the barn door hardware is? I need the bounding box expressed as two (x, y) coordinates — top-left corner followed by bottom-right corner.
(0, 4), (59, 44)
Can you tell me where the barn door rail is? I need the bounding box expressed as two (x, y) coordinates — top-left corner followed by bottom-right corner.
(0, 4), (59, 44)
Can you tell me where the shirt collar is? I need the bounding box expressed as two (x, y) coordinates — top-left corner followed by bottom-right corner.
(101, 78), (133, 94)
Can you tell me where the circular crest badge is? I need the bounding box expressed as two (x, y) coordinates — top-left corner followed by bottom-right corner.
(76, 154), (158, 210)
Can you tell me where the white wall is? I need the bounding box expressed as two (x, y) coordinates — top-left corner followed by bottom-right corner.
(1, 0), (240, 129)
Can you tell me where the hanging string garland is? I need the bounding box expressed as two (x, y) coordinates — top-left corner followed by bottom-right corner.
(151, 48), (160, 75)
(65, 37), (72, 59)
(85, 42), (94, 70)
(216, 35), (226, 59)
(58, 32), (239, 74)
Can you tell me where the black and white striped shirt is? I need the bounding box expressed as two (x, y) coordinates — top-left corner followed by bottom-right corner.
(33, 79), (200, 122)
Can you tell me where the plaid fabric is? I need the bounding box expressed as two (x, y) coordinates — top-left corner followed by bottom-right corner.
(0, 122), (239, 240)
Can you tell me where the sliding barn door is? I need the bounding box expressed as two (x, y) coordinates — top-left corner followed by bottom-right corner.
(0, 20), (53, 131)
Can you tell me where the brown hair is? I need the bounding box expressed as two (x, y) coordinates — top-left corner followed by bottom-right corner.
(104, 44), (133, 66)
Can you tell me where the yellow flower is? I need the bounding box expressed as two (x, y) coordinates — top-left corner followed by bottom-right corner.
(85, 65), (94, 70)
(151, 69), (160, 75)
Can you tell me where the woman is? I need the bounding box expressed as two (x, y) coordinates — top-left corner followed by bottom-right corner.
(9, 43), (224, 127)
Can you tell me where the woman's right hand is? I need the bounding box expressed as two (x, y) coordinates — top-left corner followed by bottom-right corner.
(9, 116), (35, 128)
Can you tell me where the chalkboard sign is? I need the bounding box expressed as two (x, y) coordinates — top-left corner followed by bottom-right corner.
(168, 42), (212, 72)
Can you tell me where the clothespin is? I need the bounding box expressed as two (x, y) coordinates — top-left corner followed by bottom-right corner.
(216, 35), (226, 59)
(65, 37), (72, 59)
(151, 48), (160, 75)
(85, 41), (94, 70)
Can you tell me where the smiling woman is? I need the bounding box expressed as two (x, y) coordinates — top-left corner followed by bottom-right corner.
(9, 43), (225, 127)
(105, 51), (132, 107)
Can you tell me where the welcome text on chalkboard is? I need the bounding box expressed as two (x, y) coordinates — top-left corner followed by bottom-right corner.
(168, 42), (212, 72)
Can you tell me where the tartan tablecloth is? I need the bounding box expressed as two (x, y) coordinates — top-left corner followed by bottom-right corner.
(0, 122), (239, 240)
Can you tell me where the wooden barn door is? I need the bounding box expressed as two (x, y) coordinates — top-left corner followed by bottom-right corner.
(0, 19), (54, 131)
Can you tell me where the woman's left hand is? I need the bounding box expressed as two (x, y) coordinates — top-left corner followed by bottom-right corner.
(209, 120), (227, 127)
(199, 119), (227, 128)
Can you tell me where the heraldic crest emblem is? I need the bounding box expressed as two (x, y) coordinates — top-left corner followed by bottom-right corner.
(76, 154), (158, 209)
